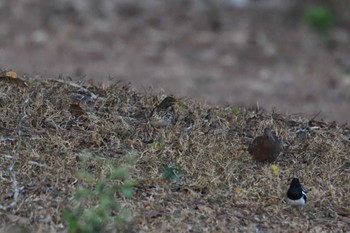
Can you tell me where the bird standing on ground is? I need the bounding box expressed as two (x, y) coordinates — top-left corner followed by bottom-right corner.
(149, 96), (176, 128)
(248, 127), (282, 163)
(287, 178), (307, 206)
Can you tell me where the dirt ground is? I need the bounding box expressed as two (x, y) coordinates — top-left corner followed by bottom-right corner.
(0, 0), (350, 123)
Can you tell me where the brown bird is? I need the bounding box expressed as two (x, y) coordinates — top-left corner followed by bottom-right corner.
(149, 96), (176, 127)
(248, 128), (282, 163)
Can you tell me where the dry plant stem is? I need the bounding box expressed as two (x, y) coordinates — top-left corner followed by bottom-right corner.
(52, 79), (99, 100)
(8, 97), (29, 208)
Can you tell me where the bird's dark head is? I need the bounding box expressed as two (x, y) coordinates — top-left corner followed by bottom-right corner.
(290, 178), (301, 188)
(158, 96), (177, 108)
(263, 127), (280, 143)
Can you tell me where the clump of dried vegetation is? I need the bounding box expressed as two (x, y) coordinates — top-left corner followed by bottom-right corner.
(0, 72), (349, 232)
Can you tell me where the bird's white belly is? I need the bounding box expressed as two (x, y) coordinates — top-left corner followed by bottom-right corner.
(288, 197), (306, 206)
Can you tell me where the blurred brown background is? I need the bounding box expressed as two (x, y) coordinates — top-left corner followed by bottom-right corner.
(1, 0), (349, 122)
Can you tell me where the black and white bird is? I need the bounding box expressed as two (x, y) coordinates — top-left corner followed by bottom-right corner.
(287, 178), (307, 206)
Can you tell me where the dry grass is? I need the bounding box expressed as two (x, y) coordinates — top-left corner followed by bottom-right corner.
(0, 76), (349, 232)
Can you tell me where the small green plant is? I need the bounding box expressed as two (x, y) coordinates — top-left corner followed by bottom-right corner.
(148, 142), (164, 151)
(304, 6), (335, 34)
(162, 164), (183, 181)
(231, 106), (240, 116)
(63, 152), (135, 233)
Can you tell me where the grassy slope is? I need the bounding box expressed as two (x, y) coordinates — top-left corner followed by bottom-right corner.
(0, 77), (349, 232)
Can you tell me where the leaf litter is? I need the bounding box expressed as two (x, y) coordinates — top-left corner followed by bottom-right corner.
(0, 73), (349, 232)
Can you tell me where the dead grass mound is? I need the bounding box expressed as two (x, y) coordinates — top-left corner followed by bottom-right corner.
(0, 75), (349, 232)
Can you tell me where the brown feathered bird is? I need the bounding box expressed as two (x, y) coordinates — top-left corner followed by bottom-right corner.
(150, 97), (176, 127)
(248, 128), (282, 163)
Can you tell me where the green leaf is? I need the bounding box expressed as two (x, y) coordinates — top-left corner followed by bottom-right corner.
(148, 142), (164, 150)
(76, 171), (94, 182)
(100, 196), (116, 209)
(304, 6), (335, 34)
(111, 166), (130, 180)
(121, 180), (134, 198)
(74, 188), (94, 200)
(95, 181), (106, 194)
(231, 106), (240, 115)
(62, 210), (79, 233)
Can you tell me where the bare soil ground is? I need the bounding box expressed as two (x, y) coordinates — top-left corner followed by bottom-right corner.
(0, 76), (349, 232)
(0, 0), (350, 123)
